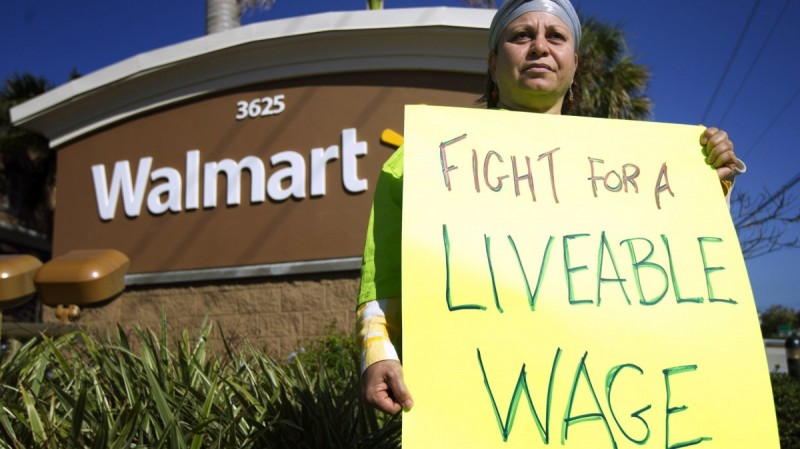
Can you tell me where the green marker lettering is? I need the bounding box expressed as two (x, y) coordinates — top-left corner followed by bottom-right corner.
(621, 237), (669, 305)
(596, 231), (631, 306)
(697, 237), (736, 305)
(663, 365), (711, 449)
(564, 234), (593, 305)
(508, 235), (554, 311)
(443, 224), (486, 311)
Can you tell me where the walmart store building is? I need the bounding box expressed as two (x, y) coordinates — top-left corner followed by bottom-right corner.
(10, 8), (494, 355)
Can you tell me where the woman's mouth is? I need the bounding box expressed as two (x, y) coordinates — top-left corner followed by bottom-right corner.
(523, 63), (554, 73)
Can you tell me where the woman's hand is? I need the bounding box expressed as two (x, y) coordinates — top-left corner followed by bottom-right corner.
(361, 360), (414, 415)
(700, 127), (741, 182)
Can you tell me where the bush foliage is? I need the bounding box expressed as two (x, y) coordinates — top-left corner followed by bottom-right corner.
(772, 374), (800, 448)
(0, 320), (399, 448)
(5, 320), (800, 448)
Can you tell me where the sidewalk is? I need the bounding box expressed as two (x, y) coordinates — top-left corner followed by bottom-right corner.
(765, 339), (788, 374)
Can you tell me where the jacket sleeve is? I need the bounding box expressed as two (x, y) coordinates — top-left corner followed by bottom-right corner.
(355, 147), (405, 372)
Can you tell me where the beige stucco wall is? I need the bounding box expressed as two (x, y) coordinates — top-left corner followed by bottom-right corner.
(42, 272), (360, 359)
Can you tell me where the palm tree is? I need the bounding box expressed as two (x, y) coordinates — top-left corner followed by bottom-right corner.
(367, 0), (383, 9)
(0, 73), (54, 237)
(206, 0), (275, 34)
(462, 0), (496, 7)
(566, 18), (796, 260)
(570, 17), (652, 120)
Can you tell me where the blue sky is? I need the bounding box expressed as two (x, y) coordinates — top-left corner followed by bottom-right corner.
(2, 0), (798, 311)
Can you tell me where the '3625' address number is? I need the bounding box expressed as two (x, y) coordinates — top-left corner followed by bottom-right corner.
(235, 94), (286, 120)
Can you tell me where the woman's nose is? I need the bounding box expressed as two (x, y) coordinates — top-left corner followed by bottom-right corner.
(530, 34), (548, 56)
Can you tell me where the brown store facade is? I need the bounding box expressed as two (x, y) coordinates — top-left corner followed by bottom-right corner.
(11, 7), (494, 356)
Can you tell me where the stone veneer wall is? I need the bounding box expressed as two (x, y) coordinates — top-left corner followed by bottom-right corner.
(42, 272), (360, 358)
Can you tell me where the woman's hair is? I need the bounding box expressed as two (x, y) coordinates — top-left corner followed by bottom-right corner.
(477, 72), (499, 109)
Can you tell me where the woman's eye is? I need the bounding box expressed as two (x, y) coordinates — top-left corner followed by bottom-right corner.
(548, 32), (566, 42)
(512, 32), (530, 41)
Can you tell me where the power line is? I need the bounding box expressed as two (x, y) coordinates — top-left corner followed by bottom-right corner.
(742, 85), (800, 159)
(700, 0), (763, 124)
(717, 0), (792, 125)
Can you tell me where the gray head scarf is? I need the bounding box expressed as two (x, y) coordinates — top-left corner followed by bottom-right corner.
(488, 0), (581, 51)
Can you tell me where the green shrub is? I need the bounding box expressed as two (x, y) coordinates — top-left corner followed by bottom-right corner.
(0, 319), (398, 448)
(772, 374), (800, 448)
(8, 322), (800, 448)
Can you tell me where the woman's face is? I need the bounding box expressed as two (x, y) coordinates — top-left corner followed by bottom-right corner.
(490, 11), (578, 114)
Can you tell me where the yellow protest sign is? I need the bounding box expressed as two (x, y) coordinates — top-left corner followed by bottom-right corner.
(401, 105), (778, 448)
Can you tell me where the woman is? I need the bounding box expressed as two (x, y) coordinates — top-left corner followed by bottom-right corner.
(356, 0), (743, 416)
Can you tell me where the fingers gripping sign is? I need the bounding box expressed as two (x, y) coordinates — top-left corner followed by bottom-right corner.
(700, 127), (741, 182)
